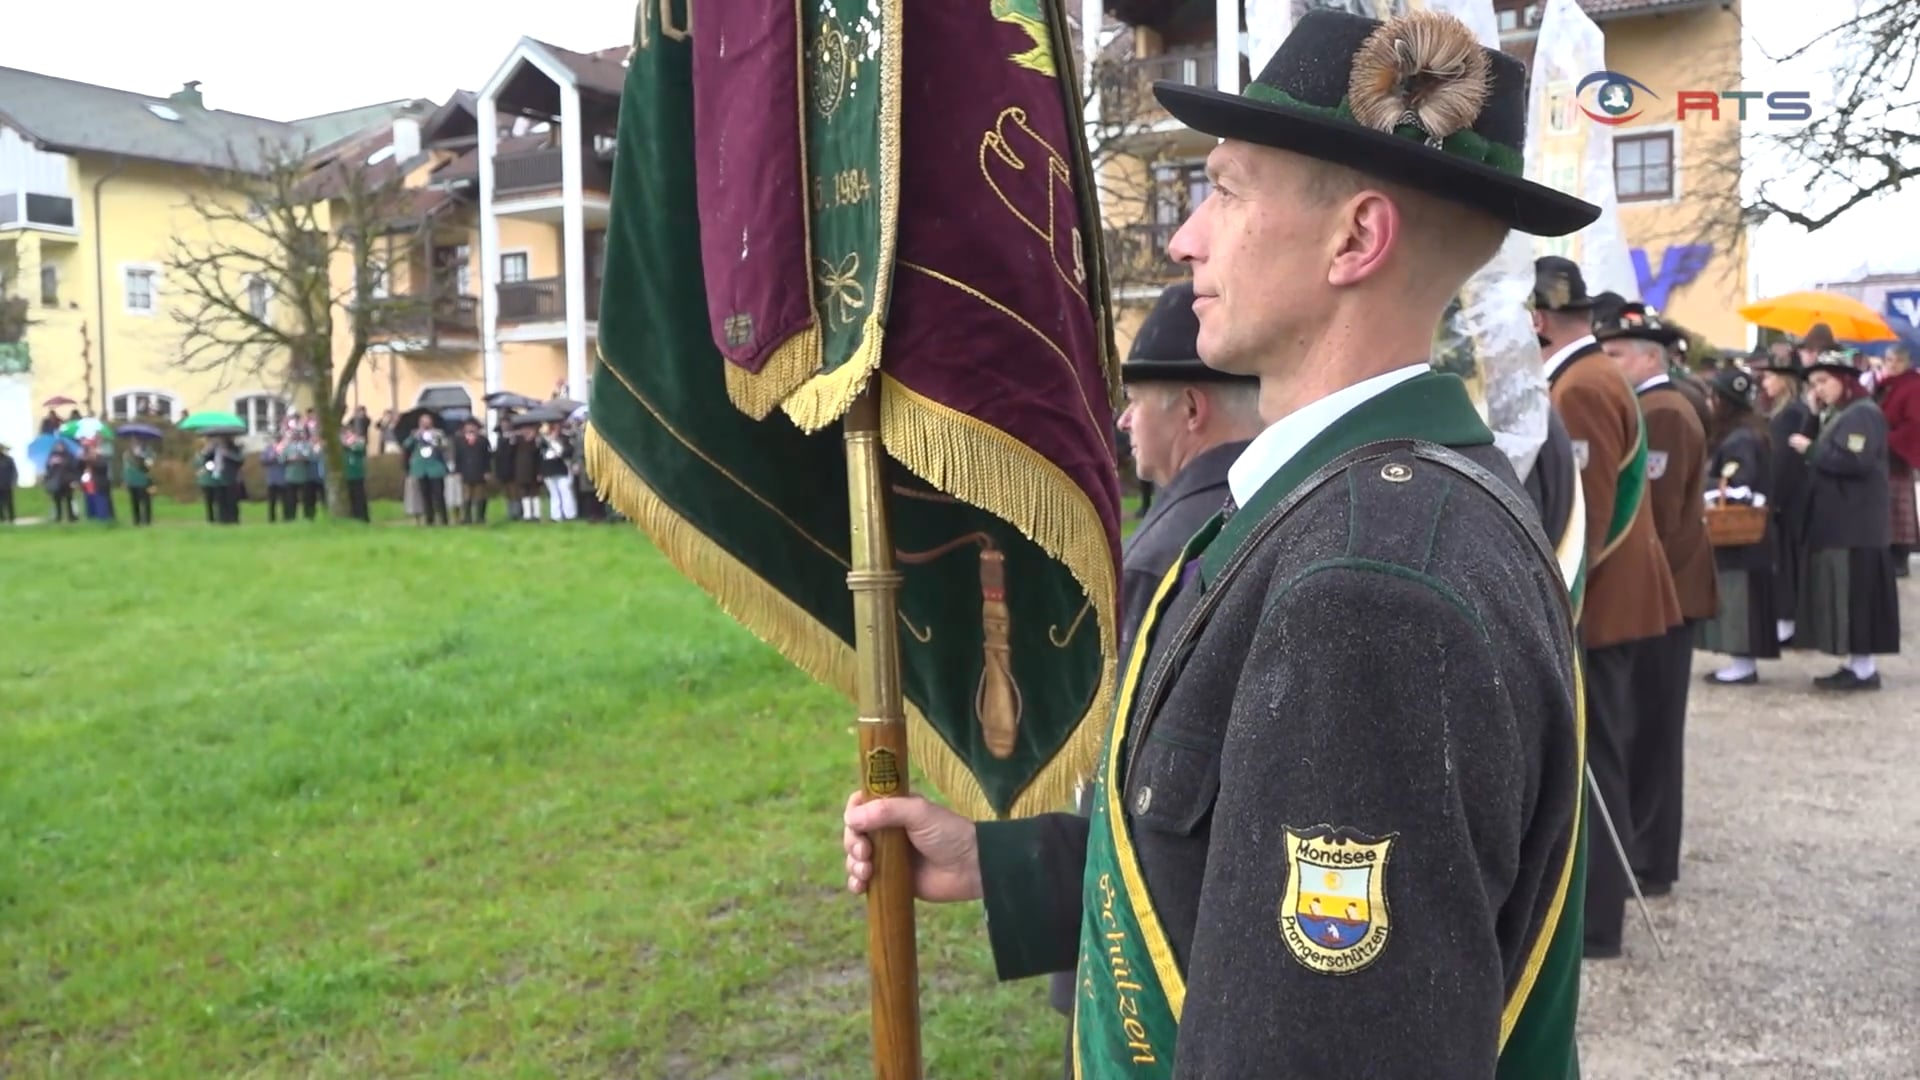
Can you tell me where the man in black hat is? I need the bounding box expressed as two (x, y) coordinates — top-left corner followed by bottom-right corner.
(1532, 254), (1681, 959)
(1596, 302), (1715, 900)
(843, 10), (1594, 1076)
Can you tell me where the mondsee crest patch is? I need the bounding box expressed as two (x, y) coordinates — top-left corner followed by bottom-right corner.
(1571, 439), (1590, 470)
(1647, 450), (1669, 479)
(1847, 432), (1868, 453)
(1278, 825), (1395, 975)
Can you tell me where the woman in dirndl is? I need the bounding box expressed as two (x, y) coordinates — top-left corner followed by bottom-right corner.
(1698, 367), (1779, 684)
(1871, 343), (1920, 577)
(1754, 348), (1819, 645)
(1791, 355), (1902, 690)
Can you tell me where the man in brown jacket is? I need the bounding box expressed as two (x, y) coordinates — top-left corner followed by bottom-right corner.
(1596, 302), (1715, 901)
(1533, 256), (1682, 958)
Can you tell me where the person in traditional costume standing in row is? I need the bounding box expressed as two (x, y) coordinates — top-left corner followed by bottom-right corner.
(1697, 367), (1781, 684)
(122, 437), (155, 527)
(846, 11), (1594, 1074)
(342, 426), (371, 522)
(1594, 302), (1713, 902)
(404, 414), (451, 526)
(1792, 356), (1901, 690)
(261, 437), (289, 523)
(284, 424), (320, 521)
(1871, 343), (1920, 577)
(1532, 256), (1680, 959)
(1754, 347), (1817, 647)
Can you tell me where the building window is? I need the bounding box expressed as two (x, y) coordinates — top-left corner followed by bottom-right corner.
(40, 264), (58, 306)
(235, 393), (290, 436)
(110, 391), (180, 422)
(124, 266), (157, 314)
(1614, 132), (1674, 202)
(453, 244), (472, 296)
(501, 252), (529, 283)
(247, 276), (271, 319)
(1150, 161), (1212, 230)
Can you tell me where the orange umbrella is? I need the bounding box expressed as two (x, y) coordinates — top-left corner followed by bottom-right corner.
(1738, 290), (1897, 342)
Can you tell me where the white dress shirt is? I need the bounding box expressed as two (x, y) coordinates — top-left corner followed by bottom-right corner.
(1542, 334), (1598, 382)
(1227, 363), (1431, 508)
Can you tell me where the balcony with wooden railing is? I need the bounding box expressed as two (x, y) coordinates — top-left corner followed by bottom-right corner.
(492, 147), (614, 198)
(1103, 223), (1185, 290)
(1093, 48), (1243, 126)
(497, 277), (602, 323)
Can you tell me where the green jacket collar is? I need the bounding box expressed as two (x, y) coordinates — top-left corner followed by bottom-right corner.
(1200, 371), (1492, 584)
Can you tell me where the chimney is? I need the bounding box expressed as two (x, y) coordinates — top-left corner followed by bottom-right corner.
(169, 80), (204, 109)
(391, 117), (422, 162)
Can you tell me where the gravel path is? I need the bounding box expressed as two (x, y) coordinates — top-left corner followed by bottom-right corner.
(1578, 578), (1920, 1079)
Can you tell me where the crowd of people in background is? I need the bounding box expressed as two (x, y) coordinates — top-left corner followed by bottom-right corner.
(0, 399), (610, 529)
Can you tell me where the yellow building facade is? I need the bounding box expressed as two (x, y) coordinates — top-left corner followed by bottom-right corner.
(1087, 0), (1748, 358)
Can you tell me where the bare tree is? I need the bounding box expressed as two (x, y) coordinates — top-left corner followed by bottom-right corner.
(1685, 0), (1918, 259)
(167, 135), (466, 513)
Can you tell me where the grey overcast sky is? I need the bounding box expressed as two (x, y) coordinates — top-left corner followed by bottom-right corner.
(2, 0), (1912, 299)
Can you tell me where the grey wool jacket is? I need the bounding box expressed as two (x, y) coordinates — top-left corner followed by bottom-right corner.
(977, 372), (1584, 1079)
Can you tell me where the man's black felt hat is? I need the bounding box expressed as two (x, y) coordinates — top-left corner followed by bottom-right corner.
(1121, 282), (1258, 385)
(1153, 10), (1599, 237)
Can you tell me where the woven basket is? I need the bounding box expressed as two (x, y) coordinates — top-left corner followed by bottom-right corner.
(1706, 503), (1768, 548)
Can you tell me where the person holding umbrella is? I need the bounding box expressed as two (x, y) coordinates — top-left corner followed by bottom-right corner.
(453, 418), (491, 524)
(538, 421), (576, 521)
(122, 433), (157, 526)
(402, 411), (450, 526)
(43, 439), (77, 523)
(195, 435), (231, 524)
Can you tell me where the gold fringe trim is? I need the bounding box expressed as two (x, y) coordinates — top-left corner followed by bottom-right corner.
(878, 373), (1119, 813)
(719, 0), (828, 422)
(773, 0), (906, 434)
(587, 421), (1083, 821)
(723, 327), (824, 421)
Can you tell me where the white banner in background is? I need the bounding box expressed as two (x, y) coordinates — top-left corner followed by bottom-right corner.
(1390, 0), (1553, 482)
(1525, 0), (1638, 302)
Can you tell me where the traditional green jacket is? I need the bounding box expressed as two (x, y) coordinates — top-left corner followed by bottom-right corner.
(343, 443), (367, 481)
(284, 439), (315, 484)
(404, 433), (449, 478)
(976, 372), (1586, 1079)
(121, 448), (154, 488)
(195, 448), (228, 488)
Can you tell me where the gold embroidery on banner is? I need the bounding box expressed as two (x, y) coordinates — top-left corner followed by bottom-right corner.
(810, 20), (853, 119)
(899, 261), (1106, 446)
(816, 252), (868, 327)
(898, 611), (933, 643)
(989, 0), (1057, 77)
(1049, 598), (1092, 648)
(979, 106), (1085, 300)
(893, 524), (1024, 760)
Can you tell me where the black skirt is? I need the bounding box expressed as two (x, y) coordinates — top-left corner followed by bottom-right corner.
(1772, 512), (1806, 626)
(1696, 567), (1781, 659)
(1797, 547), (1902, 656)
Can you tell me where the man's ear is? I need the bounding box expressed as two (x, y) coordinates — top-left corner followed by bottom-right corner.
(1327, 190), (1399, 288)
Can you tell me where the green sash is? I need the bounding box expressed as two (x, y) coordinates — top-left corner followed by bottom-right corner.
(1071, 534), (1201, 1079)
(1068, 371), (1587, 1077)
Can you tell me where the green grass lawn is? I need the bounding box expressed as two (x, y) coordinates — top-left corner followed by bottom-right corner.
(0, 505), (1072, 1078)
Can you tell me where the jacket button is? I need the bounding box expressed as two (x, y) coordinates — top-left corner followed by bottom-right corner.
(1381, 462), (1413, 483)
(1134, 786), (1152, 814)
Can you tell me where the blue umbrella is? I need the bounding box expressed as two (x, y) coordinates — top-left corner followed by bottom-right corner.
(118, 423), (165, 440)
(27, 434), (81, 470)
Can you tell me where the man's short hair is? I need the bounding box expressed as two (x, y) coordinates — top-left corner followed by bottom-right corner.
(1294, 157), (1507, 299)
(1154, 380), (1263, 430)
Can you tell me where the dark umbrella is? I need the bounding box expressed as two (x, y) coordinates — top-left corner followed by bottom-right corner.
(511, 406), (570, 426)
(396, 406), (452, 434)
(485, 391), (543, 410)
(546, 396), (586, 413)
(118, 423), (165, 440)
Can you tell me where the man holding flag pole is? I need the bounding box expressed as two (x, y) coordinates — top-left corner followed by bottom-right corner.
(846, 8), (1597, 1077)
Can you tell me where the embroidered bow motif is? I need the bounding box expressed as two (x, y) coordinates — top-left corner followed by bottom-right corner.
(816, 252), (867, 328)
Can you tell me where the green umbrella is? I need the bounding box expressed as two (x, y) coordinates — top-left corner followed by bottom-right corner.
(178, 411), (249, 432)
(59, 417), (114, 441)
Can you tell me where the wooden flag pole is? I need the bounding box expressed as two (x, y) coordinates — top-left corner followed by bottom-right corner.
(843, 385), (925, 1079)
